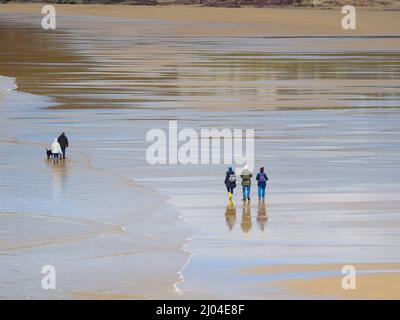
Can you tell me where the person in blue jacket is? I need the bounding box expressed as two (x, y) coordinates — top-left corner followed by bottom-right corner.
(256, 167), (269, 201)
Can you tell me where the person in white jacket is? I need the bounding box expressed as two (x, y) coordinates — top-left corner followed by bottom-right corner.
(51, 138), (62, 163)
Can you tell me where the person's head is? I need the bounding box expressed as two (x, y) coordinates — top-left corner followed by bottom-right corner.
(54, 138), (58, 142)
(61, 132), (65, 136)
(244, 164), (248, 170)
(260, 167), (264, 173)
(228, 166), (233, 172)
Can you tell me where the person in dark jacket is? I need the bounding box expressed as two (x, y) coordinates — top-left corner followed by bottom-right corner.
(57, 132), (69, 159)
(224, 167), (237, 202)
(256, 167), (269, 201)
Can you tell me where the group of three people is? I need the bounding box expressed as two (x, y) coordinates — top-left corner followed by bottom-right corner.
(50, 132), (69, 163)
(224, 165), (269, 202)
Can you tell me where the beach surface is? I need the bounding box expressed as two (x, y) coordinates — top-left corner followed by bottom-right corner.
(1, 4), (400, 299)
(1, 3), (400, 36)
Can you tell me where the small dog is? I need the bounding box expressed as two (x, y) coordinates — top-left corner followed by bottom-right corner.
(46, 148), (53, 160)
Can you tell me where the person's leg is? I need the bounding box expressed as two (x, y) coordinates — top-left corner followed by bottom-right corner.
(242, 186), (246, 200)
(62, 147), (66, 159)
(247, 186), (251, 200)
(228, 189), (233, 202)
(262, 186), (266, 199)
(258, 186), (262, 199)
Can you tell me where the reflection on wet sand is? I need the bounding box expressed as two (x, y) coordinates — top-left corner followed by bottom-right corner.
(257, 200), (268, 231)
(224, 201), (267, 232)
(46, 159), (69, 201)
(224, 204), (236, 231)
(1, 17), (399, 112)
(1, 7), (400, 299)
(241, 205), (252, 233)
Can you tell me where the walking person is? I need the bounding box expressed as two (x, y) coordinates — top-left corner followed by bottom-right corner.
(58, 132), (69, 159)
(240, 165), (252, 202)
(51, 138), (62, 164)
(224, 167), (237, 204)
(256, 167), (269, 201)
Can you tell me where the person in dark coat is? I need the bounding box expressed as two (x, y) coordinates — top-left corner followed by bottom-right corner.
(57, 132), (69, 159)
(224, 167), (237, 195)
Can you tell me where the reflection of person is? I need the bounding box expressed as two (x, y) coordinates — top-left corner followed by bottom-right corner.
(51, 138), (62, 163)
(225, 205), (237, 231)
(58, 132), (69, 159)
(51, 160), (68, 200)
(240, 165), (252, 202)
(241, 205), (252, 233)
(257, 201), (268, 231)
(256, 167), (269, 201)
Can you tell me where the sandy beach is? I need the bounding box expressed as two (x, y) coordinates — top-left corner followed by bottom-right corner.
(243, 263), (400, 299)
(1, 3), (400, 299)
(1, 3), (400, 36)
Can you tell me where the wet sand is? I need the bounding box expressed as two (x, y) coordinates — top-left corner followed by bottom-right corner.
(0, 211), (124, 251)
(0, 75), (192, 299)
(1, 3), (400, 37)
(1, 5), (400, 299)
(279, 273), (400, 300)
(242, 263), (400, 299)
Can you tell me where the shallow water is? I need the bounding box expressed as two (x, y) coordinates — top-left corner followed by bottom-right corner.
(1, 13), (400, 299)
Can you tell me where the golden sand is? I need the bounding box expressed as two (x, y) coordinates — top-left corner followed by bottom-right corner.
(279, 273), (400, 300)
(243, 262), (400, 274)
(243, 263), (400, 299)
(1, 3), (400, 299)
(1, 3), (399, 37)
